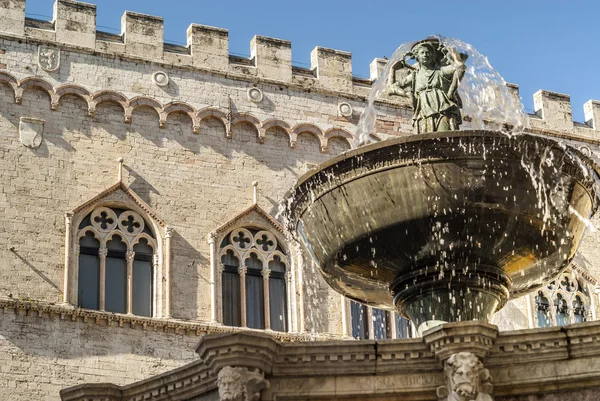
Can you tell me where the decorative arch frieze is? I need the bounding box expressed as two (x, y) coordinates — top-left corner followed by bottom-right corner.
(1, 74), (358, 153)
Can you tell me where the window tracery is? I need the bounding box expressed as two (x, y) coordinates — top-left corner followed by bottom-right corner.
(532, 272), (591, 328)
(75, 206), (158, 317)
(218, 227), (290, 332)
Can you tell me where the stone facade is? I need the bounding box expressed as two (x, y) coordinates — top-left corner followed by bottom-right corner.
(0, 1), (600, 400)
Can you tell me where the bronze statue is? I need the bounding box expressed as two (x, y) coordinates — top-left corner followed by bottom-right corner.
(388, 38), (467, 133)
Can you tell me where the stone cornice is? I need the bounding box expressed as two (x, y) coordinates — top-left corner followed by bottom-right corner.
(0, 298), (339, 342)
(59, 321), (600, 401)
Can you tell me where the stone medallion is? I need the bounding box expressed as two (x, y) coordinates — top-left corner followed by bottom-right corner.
(19, 117), (44, 148)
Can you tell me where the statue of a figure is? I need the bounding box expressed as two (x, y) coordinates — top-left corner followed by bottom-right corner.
(388, 38), (467, 133)
(217, 366), (269, 401)
(437, 352), (494, 401)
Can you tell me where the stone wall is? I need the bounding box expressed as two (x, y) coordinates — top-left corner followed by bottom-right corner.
(1, 1), (600, 400)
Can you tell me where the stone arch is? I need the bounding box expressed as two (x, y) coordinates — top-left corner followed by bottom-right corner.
(261, 119), (291, 145)
(291, 123), (324, 150)
(0, 71), (18, 102)
(163, 102), (198, 133)
(324, 128), (353, 151)
(128, 96), (163, 126)
(16, 77), (54, 106)
(232, 113), (261, 141)
(91, 91), (129, 121)
(197, 107), (228, 135)
(55, 84), (92, 115)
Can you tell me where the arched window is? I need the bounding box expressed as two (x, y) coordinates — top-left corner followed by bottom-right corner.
(394, 314), (413, 339)
(555, 293), (570, 326)
(535, 291), (551, 328)
(349, 303), (411, 340)
(531, 271), (593, 328)
(77, 232), (100, 310)
(75, 206), (157, 317)
(573, 295), (586, 323)
(350, 301), (369, 339)
(218, 227), (290, 332)
(221, 249), (241, 327)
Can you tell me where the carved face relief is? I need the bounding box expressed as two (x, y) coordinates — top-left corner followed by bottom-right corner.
(38, 46), (60, 72)
(445, 352), (490, 401)
(217, 367), (244, 401)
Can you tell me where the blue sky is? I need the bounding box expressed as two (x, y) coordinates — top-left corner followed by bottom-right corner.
(25, 0), (600, 123)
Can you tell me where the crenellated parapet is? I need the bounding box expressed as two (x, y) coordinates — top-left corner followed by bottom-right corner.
(0, 0), (599, 139)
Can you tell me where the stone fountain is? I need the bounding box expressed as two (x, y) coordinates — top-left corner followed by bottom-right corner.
(285, 38), (600, 335)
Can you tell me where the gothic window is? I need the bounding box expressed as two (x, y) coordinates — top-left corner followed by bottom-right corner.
(372, 308), (388, 340)
(535, 291), (551, 328)
(349, 302), (412, 340)
(75, 206), (157, 317)
(573, 295), (586, 323)
(394, 314), (413, 339)
(532, 271), (591, 328)
(218, 227), (290, 332)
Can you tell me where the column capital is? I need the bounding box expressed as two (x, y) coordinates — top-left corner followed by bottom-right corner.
(165, 227), (174, 238)
(126, 250), (135, 262)
(98, 246), (108, 258)
(261, 269), (270, 278)
(207, 231), (218, 244)
(238, 265), (248, 275)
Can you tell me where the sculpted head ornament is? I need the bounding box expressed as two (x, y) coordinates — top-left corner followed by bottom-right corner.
(217, 366), (269, 401)
(437, 352), (494, 401)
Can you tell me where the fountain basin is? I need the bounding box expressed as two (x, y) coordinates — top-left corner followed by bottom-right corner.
(285, 131), (600, 332)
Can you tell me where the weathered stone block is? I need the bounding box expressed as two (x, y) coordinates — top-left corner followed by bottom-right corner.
(310, 46), (352, 92)
(584, 99), (600, 130)
(369, 58), (387, 82)
(121, 11), (164, 60)
(533, 89), (573, 131)
(0, 0), (25, 37)
(186, 24), (229, 71)
(250, 35), (291, 82)
(54, 0), (96, 49)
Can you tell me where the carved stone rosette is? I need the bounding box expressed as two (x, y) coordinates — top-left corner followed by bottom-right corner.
(217, 366), (269, 401)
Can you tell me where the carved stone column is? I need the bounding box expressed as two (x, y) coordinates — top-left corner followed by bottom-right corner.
(239, 265), (248, 327)
(208, 232), (218, 323)
(217, 366), (269, 401)
(63, 212), (73, 304)
(126, 250), (135, 315)
(164, 226), (173, 318)
(262, 268), (270, 330)
(216, 262), (225, 323)
(153, 254), (160, 317)
(285, 270), (292, 332)
(98, 246), (108, 311)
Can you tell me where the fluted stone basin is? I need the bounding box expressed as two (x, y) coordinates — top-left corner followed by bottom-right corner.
(285, 131), (600, 333)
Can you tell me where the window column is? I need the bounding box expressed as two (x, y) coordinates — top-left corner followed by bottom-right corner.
(239, 265), (248, 327)
(126, 250), (135, 315)
(98, 246), (108, 311)
(63, 212), (73, 304)
(262, 268), (271, 330)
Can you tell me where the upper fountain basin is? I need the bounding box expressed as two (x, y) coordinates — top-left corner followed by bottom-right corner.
(285, 131), (600, 318)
